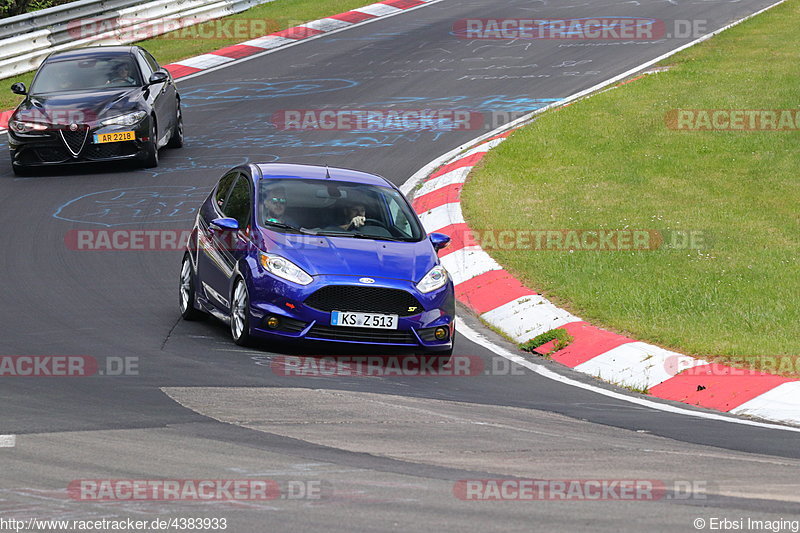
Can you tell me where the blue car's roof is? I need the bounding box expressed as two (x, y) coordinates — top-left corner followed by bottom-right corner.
(254, 163), (392, 188)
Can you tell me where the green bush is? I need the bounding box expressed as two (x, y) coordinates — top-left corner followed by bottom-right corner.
(1, 0), (76, 18)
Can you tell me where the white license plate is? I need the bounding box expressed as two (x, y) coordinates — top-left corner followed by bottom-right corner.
(331, 311), (398, 329)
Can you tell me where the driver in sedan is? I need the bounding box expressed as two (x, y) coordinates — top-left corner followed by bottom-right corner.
(106, 62), (136, 86)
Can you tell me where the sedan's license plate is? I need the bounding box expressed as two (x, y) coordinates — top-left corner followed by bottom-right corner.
(331, 311), (398, 329)
(93, 131), (135, 143)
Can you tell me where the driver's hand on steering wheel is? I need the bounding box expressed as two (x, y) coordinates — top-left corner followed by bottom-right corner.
(349, 215), (366, 229)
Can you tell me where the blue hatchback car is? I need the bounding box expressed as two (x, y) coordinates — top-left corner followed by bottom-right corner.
(180, 163), (455, 355)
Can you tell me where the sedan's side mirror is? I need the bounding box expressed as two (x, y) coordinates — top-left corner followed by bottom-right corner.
(147, 71), (169, 85)
(210, 217), (239, 232)
(10, 82), (26, 95)
(429, 232), (451, 251)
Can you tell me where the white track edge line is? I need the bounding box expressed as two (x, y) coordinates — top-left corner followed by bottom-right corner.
(457, 319), (800, 433)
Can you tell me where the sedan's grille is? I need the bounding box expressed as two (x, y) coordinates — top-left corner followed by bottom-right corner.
(32, 146), (70, 163)
(59, 128), (89, 156)
(304, 286), (423, 317)
(85, 141), (137, 159)
(307, 325), (417, 345)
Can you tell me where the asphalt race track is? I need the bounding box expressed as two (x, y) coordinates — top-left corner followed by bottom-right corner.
(1, 1), (798, 531)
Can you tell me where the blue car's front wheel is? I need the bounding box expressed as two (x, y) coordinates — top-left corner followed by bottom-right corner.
(231, 278), (253, 346)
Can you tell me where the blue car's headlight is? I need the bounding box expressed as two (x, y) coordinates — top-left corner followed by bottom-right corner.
(260, 252), (313, 285)
(101, 110), (147, 126)
(416, 265), (449, 294)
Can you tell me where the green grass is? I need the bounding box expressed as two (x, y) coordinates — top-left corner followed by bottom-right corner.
(520, 328), (574, 356)
(0, 0), (370, 110)
(462, 1), (800, 368)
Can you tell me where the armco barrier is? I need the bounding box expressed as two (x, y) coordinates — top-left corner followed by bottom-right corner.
(0, 0), (278, 79)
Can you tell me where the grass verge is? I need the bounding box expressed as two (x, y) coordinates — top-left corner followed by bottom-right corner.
(0, 0), (370, 110)
(462, 1), (800, 368)
(520, 328), (574, 357)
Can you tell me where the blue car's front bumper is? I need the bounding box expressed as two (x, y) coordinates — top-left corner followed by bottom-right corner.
(246, 273), (455, 352)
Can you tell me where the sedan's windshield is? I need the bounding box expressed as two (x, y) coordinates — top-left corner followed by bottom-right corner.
(258, 178), (425, 242)
(30, 57), (142, 94)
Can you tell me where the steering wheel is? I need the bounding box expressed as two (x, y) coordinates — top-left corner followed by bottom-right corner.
(360, 218), (389, 229)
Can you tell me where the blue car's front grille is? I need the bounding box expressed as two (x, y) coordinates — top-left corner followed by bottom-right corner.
(304, 286), (423, 317)
(279, 317), (307, 333)
(307, 325), (417, 345)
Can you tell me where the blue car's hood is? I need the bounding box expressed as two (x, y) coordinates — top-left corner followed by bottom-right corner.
(260, 231), (437, 283)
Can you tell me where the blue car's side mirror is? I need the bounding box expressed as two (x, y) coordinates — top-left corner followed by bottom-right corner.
(429, 232), (451, 251)
(10, 82), (26, 95)
(210, 217), (239, 232)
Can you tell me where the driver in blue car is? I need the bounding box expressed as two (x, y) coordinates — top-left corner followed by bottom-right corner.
(339, 199), (367, 230)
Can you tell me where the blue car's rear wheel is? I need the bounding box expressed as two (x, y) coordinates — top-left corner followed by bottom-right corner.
(179, 255), (206, 321)
(231, 279), (253, 346)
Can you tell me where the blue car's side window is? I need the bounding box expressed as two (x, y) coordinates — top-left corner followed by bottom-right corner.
(214, 172), (238, 212)
(224, 177), (252, 230)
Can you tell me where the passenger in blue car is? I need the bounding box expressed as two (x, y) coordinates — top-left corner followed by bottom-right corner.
(261, 185), (299, 227)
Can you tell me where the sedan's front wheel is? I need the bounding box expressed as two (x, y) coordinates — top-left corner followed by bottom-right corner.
(142, 119), (159, 168)
(231, 278), (252, 346)
(167, 101), (184, 149)
(11, 163), (32, 176)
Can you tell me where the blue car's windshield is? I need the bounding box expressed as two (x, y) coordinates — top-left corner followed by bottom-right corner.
(30, 57), (142, 94)
(258, 178), (425, 242)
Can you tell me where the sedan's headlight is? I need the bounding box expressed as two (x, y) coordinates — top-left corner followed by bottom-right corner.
(9, 120), (47, 133)
(102, 111), (147, 126)
(416, 265), (449, 294)
(260, 252), (312, 285)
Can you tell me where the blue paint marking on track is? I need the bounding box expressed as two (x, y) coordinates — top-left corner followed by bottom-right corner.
(180, 79), (360, 108)
(357, 95), (562, 112)
(53, 186), (211, 227)
(142, 154), (268, 177)
(186, 132), (449, 150)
